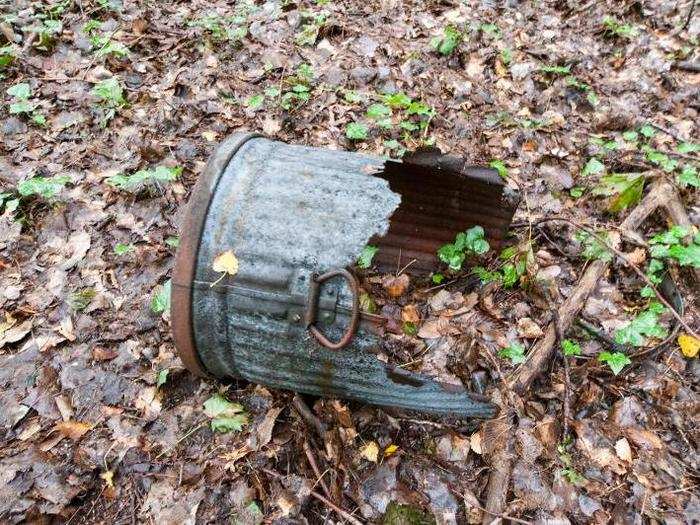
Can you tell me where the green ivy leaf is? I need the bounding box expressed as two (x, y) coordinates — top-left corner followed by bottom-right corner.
(677, 165), (699, 188)
(431, 26), (461, 56)
(150, 279), (171, 314)
(114, 243), (134, 255)
(345, 122), (368, 140)
(622, 130), (638, 142)
(7, 82), (31, 100)
(366, 103), (392, 119)
(382, 91), (412, 108)
(156, 369), (169, 388)
(576, 230), (613, 262)
(489, 159), (508, 179)
(581, 157), (604, 177)
(598, 351), (631, 375)
(357, 245), (378, 269)
(18, 175), (71, 198)
(562, 339), (582, 356)
(614, 302), (667, 347)
(245, 94), (264, 109)
(203, 393), (248, 433)
(639, 124), (656, 138)
(499, 343), (526, 364)
(677, 142), (700, 154)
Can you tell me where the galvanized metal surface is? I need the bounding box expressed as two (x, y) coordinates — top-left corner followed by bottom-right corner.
(172, 134), (514, 418)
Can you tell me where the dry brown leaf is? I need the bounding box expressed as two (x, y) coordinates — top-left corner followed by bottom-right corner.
(401, 304), (420, 324)
(93, 346), (119, 361)
(517, 317), (544, 338)
(212, 250), (239, 276)
(382, 273), (409, 298)
(56, 420), (92, 440)
(615, 437), (633, 462)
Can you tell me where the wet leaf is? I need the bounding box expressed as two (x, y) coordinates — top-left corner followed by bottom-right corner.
(55, 420), (92, 440)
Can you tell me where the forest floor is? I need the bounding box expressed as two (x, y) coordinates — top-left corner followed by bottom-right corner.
(1, 0), (699, 523)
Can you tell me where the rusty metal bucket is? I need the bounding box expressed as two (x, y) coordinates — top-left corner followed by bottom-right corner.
(172, 133), (518, 418)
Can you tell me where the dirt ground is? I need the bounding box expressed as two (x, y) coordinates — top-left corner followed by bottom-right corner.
(1, 0), (699, 523)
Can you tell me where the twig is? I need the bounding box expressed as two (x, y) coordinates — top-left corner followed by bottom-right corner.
(675, 60), (700, 72)
(303, 440), (332, 500)
(647, 122), (684, 143)
(262, 468), (363, 525)
(292, 394), (326, 438)
(679, 0), (696, 31)
(541, 286), (572, 439)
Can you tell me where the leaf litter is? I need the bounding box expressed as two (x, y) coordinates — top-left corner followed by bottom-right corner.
(0, 0), (698, 523)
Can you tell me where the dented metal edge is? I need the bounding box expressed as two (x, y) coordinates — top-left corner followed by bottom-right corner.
(171, 131), (262, 377)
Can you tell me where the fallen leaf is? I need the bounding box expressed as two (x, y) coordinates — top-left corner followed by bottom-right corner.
(93, 346), (118, 361)
(360, 441), (379, 462)
(384, 444), (399, 457)
(101, 469), (115, 488)
(56, 420), (93, 440)
(615, 437), (632, 462)
(401, 304), (420, 324)
(382, 273), (409, 298)
(212, 250), (239, 276)
(517, 317), (544, 338)
(678, 334), (699, 358)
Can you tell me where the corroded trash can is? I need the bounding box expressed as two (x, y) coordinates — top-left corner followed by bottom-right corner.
(172, 133), (518, 418)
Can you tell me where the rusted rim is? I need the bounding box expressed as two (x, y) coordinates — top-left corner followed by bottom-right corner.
(171, 132), (262, 376)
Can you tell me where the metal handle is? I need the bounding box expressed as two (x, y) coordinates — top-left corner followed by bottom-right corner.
(305, 269), (360, 350)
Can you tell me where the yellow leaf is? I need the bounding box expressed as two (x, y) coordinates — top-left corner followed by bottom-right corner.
(100, 469), (114, 488)
(202, 131), (218, 142)
(678, 334), (700, 358)
(360, 441), (379, 462)
(383, 444), (399, 457)
(212, 250), (239, 276)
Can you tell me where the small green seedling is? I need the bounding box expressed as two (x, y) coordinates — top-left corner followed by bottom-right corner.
(92, 77), (126, 125)
(357, 245), (378, 269)
(150, 279), (171, 314)
(499, 343), (526, 364)
(614, 302), (667, 347)
(18, 175), (71, 198)
(0, 45), (17, 70)
(346, 122), (368, 141)
(431, 26), (462, 56)
(539, 64), (571, 76)
(602, 16), (638, 40)
(33, 19), (62, 51)
(7, 83), (46, 126)
(437, 226), (490, 271)
(576, 230), (613, 262)
(489, 159), (508, 178)
(107, 166), (182, 192)
(561, 339), (581, 356)
(598, 351), (631, 375)
(70, 288), (96, 311)
(114, 243), (134, 255)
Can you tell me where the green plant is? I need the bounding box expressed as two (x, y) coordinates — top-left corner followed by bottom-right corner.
(70, 288), (96, 311)
(382, 92), (412, 109)
(150, 279), (171, 314)
(576, 230), (613, 262)
(0, 193), (20, 215)
(565, 76), (598, 106)
(18, 175), (71, 198)
(598, 351), (631, 375)
(92, 77), (126, 124)
(614, 302), (667, 347)
(677, 165), (699, 188)
(592, 173), (645, 212)
(346, 122), (368, 141)
(114, 243), (134, 255)
(33, 19), (62, 51)
(539, 64), (571, 75)
(96, 0), (122, 12)
(245, 93), (264, 109)
(437, 226), (490, 271)
(500, 48), (512, 66)
(480, 23), (501, 38)
(499, 343), (526, 364)
(431, 26), (462, 56)
(203, 393), (248, 433)
(649, 225), (700, 268)
(188, 12), (249, 42)
(602, 16), (638, 39)
(357, 245), (378, 269)
(107, 166), (182, 192)
(489, 159), (508, 178)
(677, 142), (699, 154)
(6, 83), (46, 126)
(343, 89), (363, 103)
(296, 12), (326, 46)
(558, 439), (585, 484)
(0, 45), (17, 69)
(562, 339), (582, 356)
